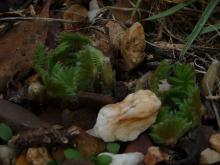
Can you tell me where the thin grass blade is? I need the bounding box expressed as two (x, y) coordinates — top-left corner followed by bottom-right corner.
(181, 0), (220, 57)
(143, 0), (196, 21)
(200, 23), (220, 34)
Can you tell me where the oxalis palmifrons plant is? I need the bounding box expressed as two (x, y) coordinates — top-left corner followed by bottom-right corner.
(33, 32), (114, 103)
(149, 60), (203, 145)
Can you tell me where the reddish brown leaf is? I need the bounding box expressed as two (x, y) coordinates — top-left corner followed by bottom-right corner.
(0, 0), (51, 92)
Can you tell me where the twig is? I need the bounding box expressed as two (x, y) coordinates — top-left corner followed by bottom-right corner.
(0, 17), (82, 23)
(102, 6), (149, 13)
(207, 84), (220, 129)
(206, 95), (220, 100)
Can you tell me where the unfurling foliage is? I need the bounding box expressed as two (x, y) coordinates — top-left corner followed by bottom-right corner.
(149, 60), (202, 145)
(33, 33), (114, 102)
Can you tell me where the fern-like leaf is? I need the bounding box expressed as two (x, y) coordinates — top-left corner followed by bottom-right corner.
(59, 33), (92, 51)
(150, 117), (192, 145)
(151, 60), (172, 94)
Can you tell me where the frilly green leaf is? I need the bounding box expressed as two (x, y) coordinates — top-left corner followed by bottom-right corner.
(150, 117), (192, 146)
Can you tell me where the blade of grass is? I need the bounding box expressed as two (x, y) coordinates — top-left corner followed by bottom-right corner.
(131, 0), (143, 19)
(181, 0), (220, 57)
(200, 23), (220, 34)
(143, 0), (196, 21)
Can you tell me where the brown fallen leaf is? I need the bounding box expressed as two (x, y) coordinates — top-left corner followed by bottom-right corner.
(0, 99), (48, 131)
(63, 4), (88, 31)
(0, 0), (51, 92)
(124, 134), (152, 154)
(109, 0), (132, 23)
(107, 21), (146, 70)
(61, 108), (97, 129)
(119, 22), (146, 70)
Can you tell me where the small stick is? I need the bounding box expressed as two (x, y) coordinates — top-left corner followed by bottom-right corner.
(206, 95), (220, 100)
(0, 17), (82, 24)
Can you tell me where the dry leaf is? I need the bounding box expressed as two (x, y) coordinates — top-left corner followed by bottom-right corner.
(106, 22), (146, 70)
(110, 0), (132, 23)
(119, 22), (146, 70)
(0, 0), (51, 92)
(63, 4), (88, 31)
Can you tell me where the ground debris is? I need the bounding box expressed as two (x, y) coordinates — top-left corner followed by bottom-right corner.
(10, 125), (105, 156)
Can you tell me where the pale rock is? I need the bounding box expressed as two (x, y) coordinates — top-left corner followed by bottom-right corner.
(0, 145), (15, 165)
(200, 148), (220, 164)
(26, 147), (51, 165)
(99, 152), (144, 165)
(209, 133), (220, 153)
(89, 90), (161, 142)
(88, 0), (100, 22)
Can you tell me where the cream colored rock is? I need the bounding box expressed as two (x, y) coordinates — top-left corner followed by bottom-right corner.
(26, 147), (51, 165)
(89, 90), (161, 142)
(209, 133), (220, 153)
(200, 148), (220, 164)
(99, 152), (144, 165)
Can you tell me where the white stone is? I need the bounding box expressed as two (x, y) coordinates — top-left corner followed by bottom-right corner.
(89, 90), (161, 142)
(200, 148), (220, 164)
(99, 152), (144, 165)
(209, 133), (220, 153)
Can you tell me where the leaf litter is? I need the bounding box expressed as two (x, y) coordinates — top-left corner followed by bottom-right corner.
(0, 0), (220, 165)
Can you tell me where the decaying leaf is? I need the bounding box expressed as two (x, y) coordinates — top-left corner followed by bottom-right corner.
(0, 99), (48, 131)
(0, 0), (51, 92)
(63, 4), (88, 31)
(107, 22), (146, 70)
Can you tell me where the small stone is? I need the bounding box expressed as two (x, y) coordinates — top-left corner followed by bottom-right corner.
(209, 133), (220, 153)
(89, 90), (161, 142)
(200, 148), (220, 164)
(124, 134), (152, 154)
(0, 145), (15, 165)
(119, 22), (146, 70)
(99, 152), (144, 165)
(144, 146), (169, 165)
(26, 147), (51, 165)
